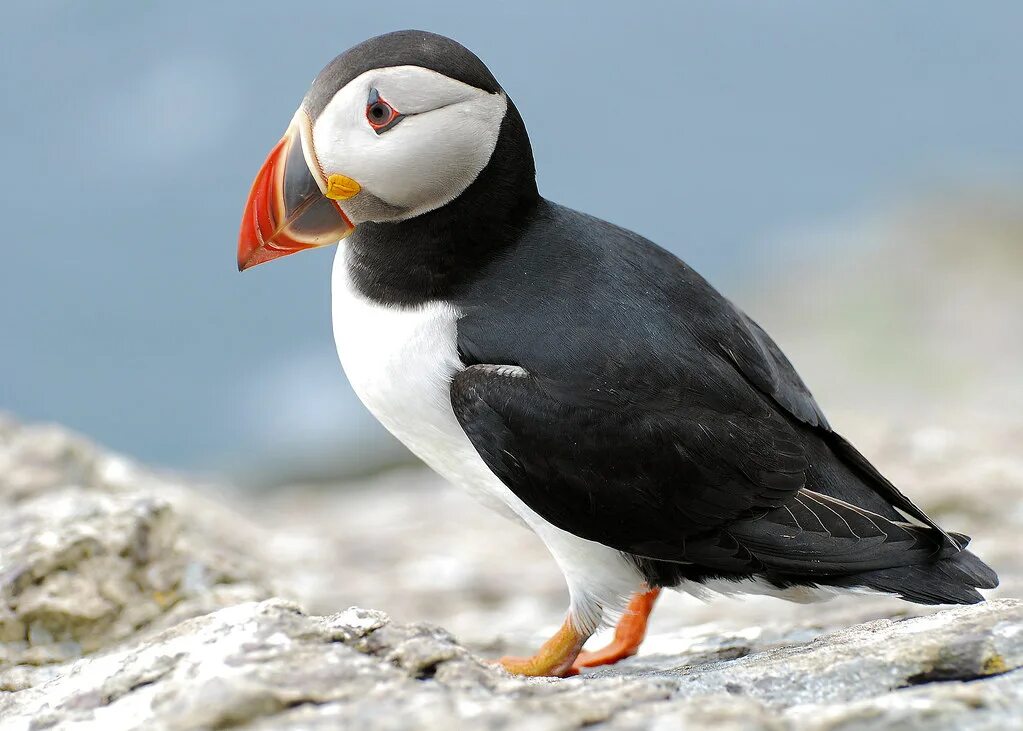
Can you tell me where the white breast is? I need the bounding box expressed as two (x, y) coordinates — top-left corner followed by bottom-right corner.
(330, 246), (514, 518)
(330, 244), (642, 630)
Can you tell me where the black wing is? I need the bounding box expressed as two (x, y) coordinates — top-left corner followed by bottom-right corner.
(710, 308), (830, 430)
(451, 364), (807, 545)
(450, 201), (957, 569)
(711, 304), (953, 542)
(450, 365), (950, 573)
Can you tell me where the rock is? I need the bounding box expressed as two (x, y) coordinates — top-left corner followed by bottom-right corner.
(1, 598), (1020, 730)
(0, 420), (275, 670)
(1, 415), (1022, 730)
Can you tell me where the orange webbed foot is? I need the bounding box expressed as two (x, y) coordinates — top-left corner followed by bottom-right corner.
(493, 618), (587, 677)
(572, 587), (660, 671)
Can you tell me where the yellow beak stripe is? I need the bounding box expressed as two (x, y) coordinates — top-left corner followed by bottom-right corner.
(325, 174), (361, 200)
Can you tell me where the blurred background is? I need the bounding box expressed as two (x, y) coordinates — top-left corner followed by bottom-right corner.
(1, 1), (1021, 487)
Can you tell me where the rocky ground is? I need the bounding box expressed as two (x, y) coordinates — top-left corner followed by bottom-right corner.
(1, 414), (1022, 730)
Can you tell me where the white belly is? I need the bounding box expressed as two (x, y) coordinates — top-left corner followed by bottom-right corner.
(330, 249), (515, 518)
(330, 244), (642, 629)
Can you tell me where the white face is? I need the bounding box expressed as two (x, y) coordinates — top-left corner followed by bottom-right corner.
(306, 65), (508, 223)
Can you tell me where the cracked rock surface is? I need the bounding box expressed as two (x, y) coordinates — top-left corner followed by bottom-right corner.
(1, 416), (1022, 730)
(3, 599), (1021, 730)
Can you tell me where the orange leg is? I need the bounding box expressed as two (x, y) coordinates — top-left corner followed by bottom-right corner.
(572, 587), (661, 671)
(497, 617), (589, 677)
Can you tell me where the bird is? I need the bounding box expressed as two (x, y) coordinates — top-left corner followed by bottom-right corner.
(236, 30), (998, 677)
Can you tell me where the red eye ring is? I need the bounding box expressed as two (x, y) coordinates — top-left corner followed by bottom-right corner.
(366, 95), (401, 132)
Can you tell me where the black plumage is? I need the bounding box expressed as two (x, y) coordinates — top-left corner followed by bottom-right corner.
(443, 202), (996, 603)
(337, 31), (997, 605)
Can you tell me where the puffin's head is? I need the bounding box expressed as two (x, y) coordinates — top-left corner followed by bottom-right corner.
(237, 30), (520, 271)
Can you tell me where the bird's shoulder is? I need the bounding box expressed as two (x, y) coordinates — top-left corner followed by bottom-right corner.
(456, 199), (828, 429)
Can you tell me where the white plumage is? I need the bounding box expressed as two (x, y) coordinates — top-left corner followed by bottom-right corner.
(331, 243), (644, 631)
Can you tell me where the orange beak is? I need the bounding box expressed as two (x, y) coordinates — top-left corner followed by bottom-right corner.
(237, 117), (355, 271)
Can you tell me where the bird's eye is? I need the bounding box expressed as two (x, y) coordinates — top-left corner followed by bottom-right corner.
(366, 89), (403, 134)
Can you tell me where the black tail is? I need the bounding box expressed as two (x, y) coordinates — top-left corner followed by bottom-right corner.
(717, 490), (1000, 605)
(832, 547), (999, 605)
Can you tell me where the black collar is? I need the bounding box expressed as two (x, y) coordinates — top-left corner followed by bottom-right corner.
(345, 99), (539, 307)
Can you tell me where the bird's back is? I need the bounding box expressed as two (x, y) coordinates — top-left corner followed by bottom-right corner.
(453, 199), (997, 603)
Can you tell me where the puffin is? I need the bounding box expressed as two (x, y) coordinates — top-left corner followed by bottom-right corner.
(237, 30), (998, 677)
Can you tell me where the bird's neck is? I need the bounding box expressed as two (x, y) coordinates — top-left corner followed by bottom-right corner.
(344, 99), (540, 308)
